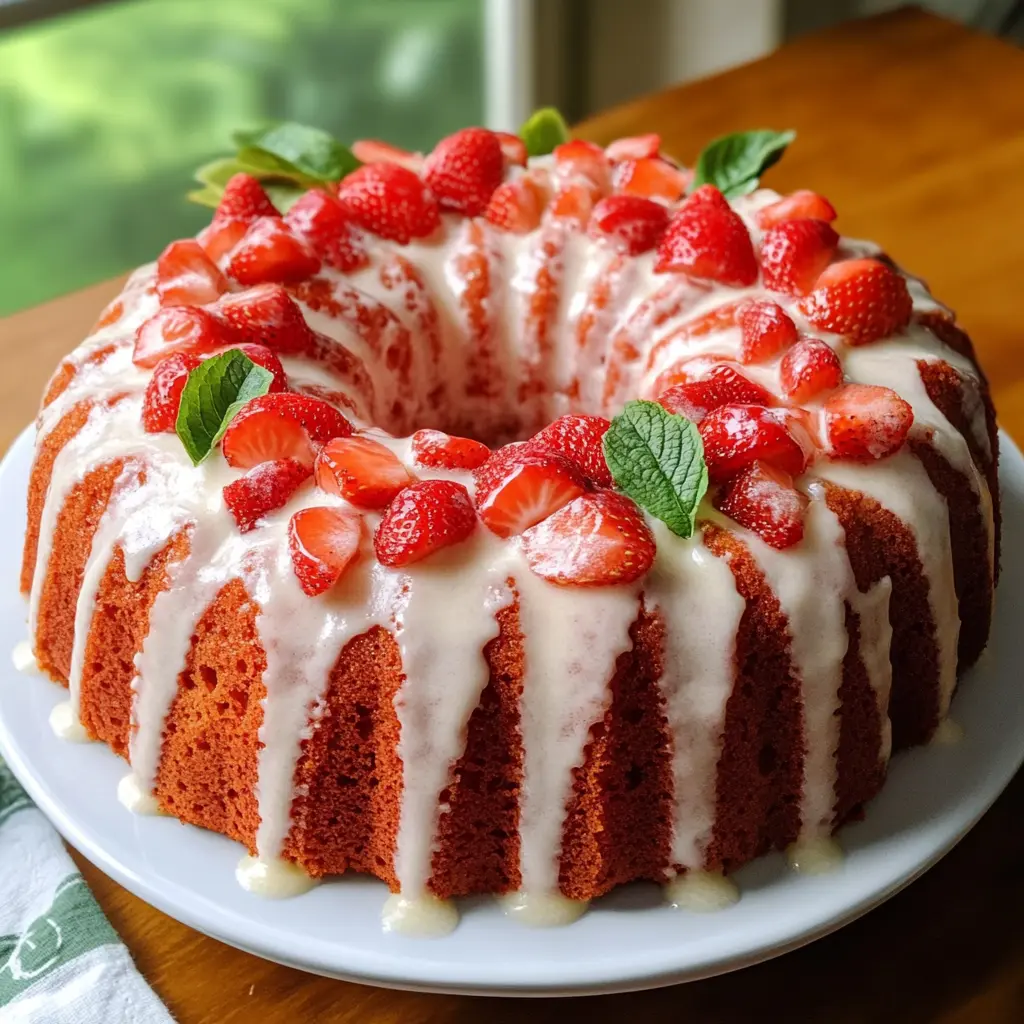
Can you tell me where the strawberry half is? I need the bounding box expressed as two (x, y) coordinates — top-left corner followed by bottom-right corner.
(656, 185), (758, 286)
(657, 364), (774, 424)
(606, 133), (662, 162)
(314, 435), (413, 509)
(760, 218), (840, 297)
(755, 190), (837, 230)
(220, 392), (353, 469)
(156, 239), (229, 307)
(133, 306), (230, 369)
(216, 284), (315, 354)
(223, 458), (311, 532)
(485, 177), (545, 234)
(553, 139), (611, 194)
(423, 127), (505, 216)
(350, 139), (424, 173)
(374, 479), (477, 566)
(738, 300), (798, 364)
(495, 131), (528, 167)
(197, 217), (250, 263)
(529, 414), (613, 487)
(474, 446), (587, 538)
(411, 429), (491, 471)
(522, 490), (655, 587)
(587, 195), (669, 255)
(549, 182), (595, 228)
(699, 404), (808, 483)
(799, 258), (913, 345)
(284, 189), (369, 274)
(614, 158), (690, 203)
(336, 162), (441, 244)
(715, 460), (808, 550)
(288, 506), (363, 596)
(823, 383), (914, 460)
(226, 216), (321, 286)
(779, 338), (843, 402)
(214, 173), (277, 223)
(141, 352), (201, 433)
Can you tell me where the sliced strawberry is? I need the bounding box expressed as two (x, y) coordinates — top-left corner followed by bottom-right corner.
(699, 404), (808, 483)
(336, 162), (441, 244)
(614, 158), (690, 203)
(657, 364), (775, 424)
(197, 217), (250, 263)
(133, 306), (230, 368)
(220, 392), (353, 469)
(495, 131), (528, 167)
(799, 258), (913, 345)
(715, 460), (808, 549)
(422, 127), (504, 217)
(823, 383), (914, 460)
(779, 338), (843, 402)
(485, 177), (545, 233)
(474, 447), (587, 538)
(755, 190), (837, 230)
(760, 218), (839, 296)
(226, 216), (321, 286)
(606, 134), (661, 162)
(156, 239), (229, 307)
(411, 429), (491, 470)
(314, 435), (413, 509)
(522, 490), (655, 586)
(227, 343), (288, 392)
(284, 189), (369, 274)
(549, 182), (595, 227)
(738, 300), (798, 364)
(288, 506), (363, 596)
(374, 479), (477, 566)
(350, 139), (424, 173)
(529, 414), (612, 487)
(553, 139), (611, 194)
(214, 173), (277, 223)
(141, 352), (201, 433)
(587, 195), (669, 255)
(223, 458), (311, 532)
(655, 185), (758, 286)
(216, 284), (315, 354)
(649, 354), (730, 398)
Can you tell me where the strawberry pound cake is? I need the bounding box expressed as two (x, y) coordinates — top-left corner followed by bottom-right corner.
(19, 117), (998, 935)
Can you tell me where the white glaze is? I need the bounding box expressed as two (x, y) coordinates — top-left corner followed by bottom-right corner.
(236, 854), (319, 897)
(116, 772), (164, 815)
(933, 717), (964, 745)
(786, 837), (844, 875)
(12, 640), (39, 674)
(49, 701), (89, 742)
(665, 870), (740, 912)
(501, 891), (590, 927)
(381, 893), (459, 937)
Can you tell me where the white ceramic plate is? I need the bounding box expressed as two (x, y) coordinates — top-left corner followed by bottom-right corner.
(2, 423), (1023, 997)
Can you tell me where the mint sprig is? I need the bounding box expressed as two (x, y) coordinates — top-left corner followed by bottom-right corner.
(188, 121), (361, 213)
(603, 400), (708, 539)
(519, 107), (569, 157)
(692, 129), (796, 199)
(175, 350), (274, 465)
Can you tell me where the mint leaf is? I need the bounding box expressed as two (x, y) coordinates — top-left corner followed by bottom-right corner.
(603, 400), (708, 539)
(233, 122), (360, 182)
(692, 129), (796, 199)
(519, 107), (569, 157)
(175, 350), (273, 465)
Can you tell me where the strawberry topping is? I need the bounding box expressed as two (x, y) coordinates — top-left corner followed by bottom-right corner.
(655, 185), (758, 286)
(715, 460), (808, 549)
(760, 218), (839, 296)
(485, 177), (545, 234)
(529, 414), (613, 487)
(823, 383), (914, 460)
(288, 506), (364, 596)
(423, 127), (505, 216)
(141, 352), (201, 433)
(699, 404), (808, 483)
(549, 182), (595, 227)
(522, 490), (655, 586)
(374, 479), (477, 566)
(495, 131), (528, 167)
(606, 133), (662, 162)
(336, 162), (441, 244)
(614, 158), (690, 202)
(213, 173), (277, 223)
(227, 343), (288, 393)
(314, 435), (413, 509)
(226, 217), (321, 286)
(133, 306), (230, 369)
(474, 446), (587, 538)
(799, 258), (913, 345)
(755, 190), (837, 230)
(553, 139), (612, 194)
(223, 458), (311, 532)
(197, 218), (250, 264)
(284, 189), (369, 274)
(657, 364), (775, 424)
(216, 284), (315, 354)
(587, 195), (669, 255)
(411, 429), (491, 471)
(779, 338), (843, 402)
(156, 239), (229, 307)
(738, 300), (798, 364)
(350, 139), (424, 173)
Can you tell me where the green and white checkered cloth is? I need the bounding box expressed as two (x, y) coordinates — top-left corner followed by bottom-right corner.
(0, 758), (173, 1023)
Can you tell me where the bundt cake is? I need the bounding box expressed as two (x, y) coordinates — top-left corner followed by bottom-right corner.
(18, 116), (998, 935)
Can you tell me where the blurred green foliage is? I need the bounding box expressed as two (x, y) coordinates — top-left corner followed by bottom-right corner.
(0, 0), (483, 316)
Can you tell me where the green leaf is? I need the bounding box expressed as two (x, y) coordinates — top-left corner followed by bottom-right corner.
(602, 400), (708, 539)
(193, 157), (250, 189)
(187, 184), (224, 210)
(175, 350), (274, 465)
(519, 107), (569, 157)
(262, 182), (307, 213)
(692, 129), (796, 199)
(233, 122), (360, 182)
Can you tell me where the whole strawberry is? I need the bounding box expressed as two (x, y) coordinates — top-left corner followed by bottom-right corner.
(336, 163), (441, 244)
(423, 127), (505, 217)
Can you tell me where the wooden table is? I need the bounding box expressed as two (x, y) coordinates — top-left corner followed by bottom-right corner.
(3, 7), (1024, 1021)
